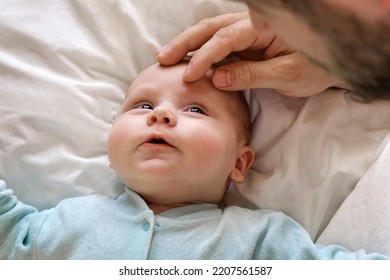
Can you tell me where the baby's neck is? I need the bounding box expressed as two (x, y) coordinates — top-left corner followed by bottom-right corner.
(147, 202), (189, 215)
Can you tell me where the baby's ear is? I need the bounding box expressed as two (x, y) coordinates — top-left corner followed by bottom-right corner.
(229, 145), (255, 183)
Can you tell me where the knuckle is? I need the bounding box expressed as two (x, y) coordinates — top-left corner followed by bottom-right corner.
(214, 25), (239, 42)
(197, 17), (215, 30)
(275, 56), (303, 81)
(231, 63), (257, 88)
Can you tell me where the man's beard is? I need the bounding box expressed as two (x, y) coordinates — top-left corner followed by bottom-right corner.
(325, 20), (390, 101)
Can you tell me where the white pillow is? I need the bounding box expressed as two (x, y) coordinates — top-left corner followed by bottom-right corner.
(225, 89), (390, 241)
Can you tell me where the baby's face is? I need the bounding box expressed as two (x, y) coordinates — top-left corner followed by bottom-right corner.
(108, 63), (250, 205)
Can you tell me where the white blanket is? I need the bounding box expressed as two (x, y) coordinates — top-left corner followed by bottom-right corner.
(318, 140), (390, 255)
(224, 89), (390, 255)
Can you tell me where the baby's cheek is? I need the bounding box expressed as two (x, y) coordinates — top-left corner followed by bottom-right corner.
(192, 133), (233, 165)
(107, 124), (131, 165)
(107, 128), (122, 155)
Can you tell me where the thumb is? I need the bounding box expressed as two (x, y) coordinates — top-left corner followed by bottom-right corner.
(211, 59), (286, 91)
(211, 56), (302, 94)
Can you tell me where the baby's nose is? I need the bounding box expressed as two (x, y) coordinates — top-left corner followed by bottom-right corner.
(147, 107), (177, 127)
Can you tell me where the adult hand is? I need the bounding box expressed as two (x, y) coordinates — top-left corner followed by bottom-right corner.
(157, 12), (350, 97)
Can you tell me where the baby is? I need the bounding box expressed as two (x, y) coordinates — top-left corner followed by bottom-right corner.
(107, 62), (253, 214)
(0, 62), (388, 259)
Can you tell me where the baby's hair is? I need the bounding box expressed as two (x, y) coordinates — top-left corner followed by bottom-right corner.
(231, 91), (252, 144)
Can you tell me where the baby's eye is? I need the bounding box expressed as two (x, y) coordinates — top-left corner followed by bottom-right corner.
(136, 103), (153, 110)
(186, 106), (205, 115)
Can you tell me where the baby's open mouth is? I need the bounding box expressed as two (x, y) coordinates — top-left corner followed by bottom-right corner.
(142, 135), (174, 148)
(149, 138), (167, 144)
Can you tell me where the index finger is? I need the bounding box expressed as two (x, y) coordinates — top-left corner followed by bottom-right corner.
(182, 17), (273, 82)
(156, 12), (248, 65)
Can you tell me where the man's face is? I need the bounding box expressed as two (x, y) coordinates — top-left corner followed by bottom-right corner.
(246, 0), (390, 99)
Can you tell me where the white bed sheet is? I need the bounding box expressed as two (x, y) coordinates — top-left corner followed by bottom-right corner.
(1, 0), (390, 255)
(226, 89), (390, 254)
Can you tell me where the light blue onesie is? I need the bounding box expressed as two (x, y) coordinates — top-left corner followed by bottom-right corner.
(0, 180), (388, 260)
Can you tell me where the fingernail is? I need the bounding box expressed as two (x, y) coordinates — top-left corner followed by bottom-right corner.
(156, 45), (170, 56)
(213, 69), (231, 88)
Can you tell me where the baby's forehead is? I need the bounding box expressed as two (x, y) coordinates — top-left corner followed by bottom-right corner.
(127, 63), (215, 97)
(136, 63), (187, 80)
(134, 62), (214, 84)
